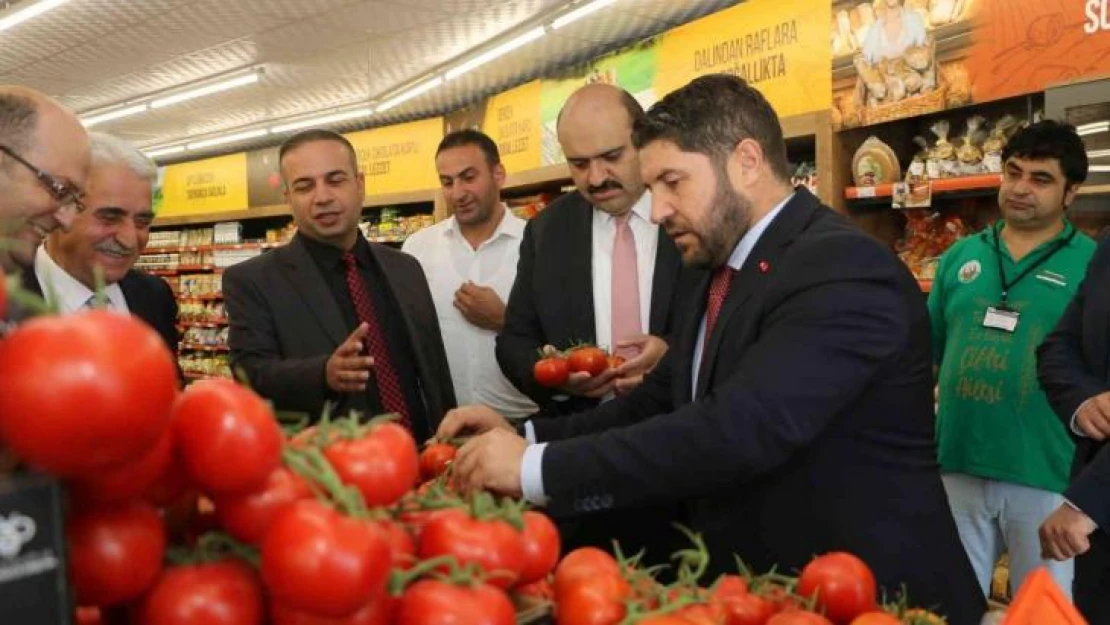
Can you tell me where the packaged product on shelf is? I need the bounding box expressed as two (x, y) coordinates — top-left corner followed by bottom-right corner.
(213, 222), (242, 245)
(927, 120), (958, 178)
(896, 210), (968, 281)
(956, 115), (987, 176)
(906, 136), (930, 183)
(852, 136), (900, 186)
(982, 115), (1019, 173)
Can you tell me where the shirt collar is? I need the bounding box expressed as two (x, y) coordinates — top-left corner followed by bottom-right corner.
(444, 205), (525, 243)
(726, 192), (795, 271)
(987, 219), (1078, 257)
(298, 230), (371, 269)
(596, 190), (653, 225)
(34, 245), (127, 313)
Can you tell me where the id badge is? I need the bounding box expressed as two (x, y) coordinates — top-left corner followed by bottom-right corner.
(983, 306), (1019, 332)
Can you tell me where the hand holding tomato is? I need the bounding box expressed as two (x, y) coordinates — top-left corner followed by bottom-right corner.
(451, 429), (527, 498)
(436, 405), (515, 441)
(419, 442), (457, 481)
(612, 334), (669, 394)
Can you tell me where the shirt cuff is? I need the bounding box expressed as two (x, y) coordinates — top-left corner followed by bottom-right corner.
(524, 420), (537, 444)
(520, 443), (548, 506)
(1071, 400), (1091, 437)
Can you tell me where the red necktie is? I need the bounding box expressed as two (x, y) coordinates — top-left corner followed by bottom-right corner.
(342, 252), (411, 430)
(704, 265), (734, 340)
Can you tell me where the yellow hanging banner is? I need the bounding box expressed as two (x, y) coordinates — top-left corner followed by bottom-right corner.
(159, 153), (249, 217)
(345, 117), (443, 197)
(654, 0), (831, 117)
(482, 80), (543, 175)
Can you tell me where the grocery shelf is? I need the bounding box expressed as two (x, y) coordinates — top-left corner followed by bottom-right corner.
(143, 269), (178, 276)
(143, 241), (287, 255)
(179, 319), (228, 328)
(178, 294), (223, 301)
(180, 343), (229, 352)
(183, 372), (229, 382)
(844, 174), (1003, 201)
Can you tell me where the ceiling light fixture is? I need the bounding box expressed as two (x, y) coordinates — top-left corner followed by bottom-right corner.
(445, 26), (548, 80)
(1087, 149), (1110, 159)
(270, 107), (376, 134)
(1090, 165), (1110, 173)
(186, 129), (270, 150)
(143, 145), (187, 158)
(82, 104), (149, 128)
(551, 0), (619, 30)
(376, 77), (444, 113)
(0, 0), (70, 33)
(150, 72), (261, 109)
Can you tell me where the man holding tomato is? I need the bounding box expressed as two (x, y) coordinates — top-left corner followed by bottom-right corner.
(442, 74), (986, 624)
(496, 83), (686, 417)
(224, 129), (456, 439)
(0, 86), (89, 291)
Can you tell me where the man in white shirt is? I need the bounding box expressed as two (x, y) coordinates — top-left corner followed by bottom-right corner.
(26, 132), (178, 356)
(496, 83), (685, 418)
(402, 130), (537, 420)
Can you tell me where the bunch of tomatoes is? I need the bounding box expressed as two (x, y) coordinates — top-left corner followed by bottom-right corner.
(533, 344), (625, 388)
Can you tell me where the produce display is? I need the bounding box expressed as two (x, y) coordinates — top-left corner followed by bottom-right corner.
(534, 344), (627, 388)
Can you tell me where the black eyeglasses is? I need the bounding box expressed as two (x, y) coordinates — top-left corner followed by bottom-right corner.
(0, 144), (85, 217)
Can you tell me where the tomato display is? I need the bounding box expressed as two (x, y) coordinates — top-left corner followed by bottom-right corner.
(533, 357), (570, 388)
(567, 347), (608, 377)
(797, 553), (877, 625)
(417, 508), (525, 590)
(67, 500), (166, 606)
(136, 559), (264, 625)
(326, 422), (419, 507)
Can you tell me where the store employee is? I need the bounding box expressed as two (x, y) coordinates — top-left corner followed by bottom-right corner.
(403, 130), (537, 420)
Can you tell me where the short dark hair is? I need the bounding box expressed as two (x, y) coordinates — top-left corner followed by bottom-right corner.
(0, 91), (38, 155)
(1001, 119), (1089, 186)
(555, 87), (646, 131)
(279, 129), (359, 173)
(437, 129), (501, 166)
(632, 73), (791, 182)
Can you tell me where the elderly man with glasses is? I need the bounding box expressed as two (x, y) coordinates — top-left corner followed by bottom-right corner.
(0, 86), (90, 281)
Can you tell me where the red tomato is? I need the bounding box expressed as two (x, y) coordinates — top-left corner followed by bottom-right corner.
(136, 559), (264, 625)
(375, 518), (416, 570)
(678, 603), (727, 625)
(213, 467), (313, 545)
(270, 596), (393, 625)
(261, 500), (391, 618)
(518, 511), (561, 586)
(418, 508), (526, 589)
(0, 311), (177, 478)
(553, 547), (623, 599)
(767, 613), (833, 625)
(69, 427), (174, 505)
(553, 577), (630, 625)
(607, 355), (626, 369)
(75, 607), (103, 625)
(638, 617), (695, 625)
(534, 357), (570, 388)
(67, 500), (166, 606)
(797, 553), (877, 624)
(325, 422), (419, 507)
(418, 442), (456, 481)
(172, 379), (283, 496)
(144, 452), (192, 508)
(848, 613), (901, 625)
(711, 575), (750, 603)
(717, 592), (778, 625)
(395, 579), (516, 625)
(761, 584), (802, 612)
(567, 347), (608, 376)
(516, 578), (554, 601)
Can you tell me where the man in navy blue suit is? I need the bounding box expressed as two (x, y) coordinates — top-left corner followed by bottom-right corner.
(1037, 236), (1110, 622)
(438, 74), (985, 624)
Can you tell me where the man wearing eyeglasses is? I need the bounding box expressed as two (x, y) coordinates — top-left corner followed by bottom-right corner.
(0, 86), (89, 278)
(21, 133), (179, 361)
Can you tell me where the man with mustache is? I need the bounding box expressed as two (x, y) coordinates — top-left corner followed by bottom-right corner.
(24, 133), (179, 357)
(0, 86), (89, 293)
(928, 120), (1095, 602)
(497, 83), (685, 416)
(439, 74), (986, 623)
(224, 129), (455, 436)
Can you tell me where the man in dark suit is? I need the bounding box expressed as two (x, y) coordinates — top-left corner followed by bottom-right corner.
(1037, 236), (1110, 622)
(497, 83), (684, 416)
(224, 129), (455, 440)
(24, 132), (178, 356)
(441, 74), (986, 623)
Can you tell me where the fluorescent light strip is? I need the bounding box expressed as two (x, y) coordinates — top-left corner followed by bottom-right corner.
(144, 146), (187, 158)
(270, 108), (375, 134)
(0, 0), (69, 33)
(1077, 121), (1109, 132)
(82, 104), (149, 128)
(186, 129), (269, 150)
(1088, 149), (1110, 159)
(1090, 165), (1110, 173)
(151, 73), (260, 109)
(376, 77), (444, 113)
(446, 27), (547, 80)
(551, 0), (618, 30)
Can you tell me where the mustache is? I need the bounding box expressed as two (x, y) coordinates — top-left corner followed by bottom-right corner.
(587, 179), (623, 194)
(93, 240), (135, 256)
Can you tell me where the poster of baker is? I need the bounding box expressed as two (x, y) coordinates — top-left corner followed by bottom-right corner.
(832, 0), (975, 129)
(832, 0), (1110, 130)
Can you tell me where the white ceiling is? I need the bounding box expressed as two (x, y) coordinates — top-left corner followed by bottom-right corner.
(0, 0), (739, 163)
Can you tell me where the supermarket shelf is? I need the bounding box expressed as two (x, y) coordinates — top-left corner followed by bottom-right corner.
(179, 319), (228, 328)
(143, 269), (178, 276)
(141, 264), (220, 275)
(178, 293), (223, 301)
(180, 343), (229, 352)
(844, 174), (1002, 201)
(143, 241), (287, 255)
(183, 372), (230, 382)
(366, 236), (408, 244)
(1079, 184), (1110, 196)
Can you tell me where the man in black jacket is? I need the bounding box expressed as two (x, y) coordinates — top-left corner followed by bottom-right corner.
(1036, 236), (1110, 623)
(441, 74), (986, 624)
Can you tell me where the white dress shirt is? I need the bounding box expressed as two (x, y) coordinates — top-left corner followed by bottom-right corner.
(521, 192), (794, 505)
(34, 245), (129, 314)
(402, 209), (537, 420)
(591, 191), (658, 352)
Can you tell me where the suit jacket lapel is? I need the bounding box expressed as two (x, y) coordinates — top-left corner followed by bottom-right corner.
(649, 230), (680, 335)
(567, 197), (597, 344)
(279, 238), (348, 346)
(694, 189), (821, 399)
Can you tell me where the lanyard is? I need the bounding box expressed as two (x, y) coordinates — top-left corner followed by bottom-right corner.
(992, 224), (1075, 306)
